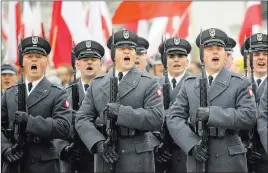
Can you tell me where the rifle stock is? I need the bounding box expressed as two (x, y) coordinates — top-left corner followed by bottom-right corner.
(105, 29), (118, 173)
(196, 29), (209, 173)
(70, 41), (80, 173)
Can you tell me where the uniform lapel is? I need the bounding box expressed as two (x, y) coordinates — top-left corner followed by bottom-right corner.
(256, 77), (267, 102)
(208, 67), (230, 102)
(171, 71), (191, 101)
(118, 67), (141, 99)
(78, 80), (85, 103)
(194, 75), (201, 98)
(101, 71), (113, 98)
(26, 77), (51, 108)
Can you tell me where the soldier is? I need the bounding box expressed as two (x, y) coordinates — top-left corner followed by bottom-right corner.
(58, 40), (105, 172)
(243, 33), (268, 173)
(225, 37), (236, 70)
(257, 82), (267, 155)
(149, 54), (164, 77)
(155, 37), (192, 172)
(135, 37), (149, 71)
(166, 28), (257, 172)
(1, 63), (18, 95)
(75, 30), (164, 172)
(1, 36), (71, 172)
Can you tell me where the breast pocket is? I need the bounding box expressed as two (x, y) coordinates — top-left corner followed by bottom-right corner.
(228, 143), (247, 156)
(134, 140), (154, 154)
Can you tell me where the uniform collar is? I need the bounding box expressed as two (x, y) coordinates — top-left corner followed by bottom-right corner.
(25, 75), (44, 95)
(80, 78), (90, 93)
(168, 70), (186, 89)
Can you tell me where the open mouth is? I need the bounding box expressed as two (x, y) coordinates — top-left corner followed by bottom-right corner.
(258, 62), (266, 67)
(174, 64), (181, 68)
(86, 67), (93, 71)
(135, 61), (140, 65)
(124, 57), (130, 62)
(31, 65), (37, 71)
(212, 57), (219, 62)
(4, 81), (10, 85)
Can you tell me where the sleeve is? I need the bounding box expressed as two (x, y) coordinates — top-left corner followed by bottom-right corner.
(1, 91), (13, 154)
(25, 89), (71, 139)
(116, 77), (164, 131)
(167, 82), (199, 155)
(207, 78), (257, 130)
(257, 83), (267, 154)
(75, 81), (106, 153)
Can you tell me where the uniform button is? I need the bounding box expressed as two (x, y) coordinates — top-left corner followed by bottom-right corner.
(215, 154), (219, 158)
(31, 160), (35, 163)
(121, 150), (125, 153)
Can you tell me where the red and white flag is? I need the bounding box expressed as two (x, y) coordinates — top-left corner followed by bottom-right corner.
(2, 10), (8, 41)
(49, 1), (90, 68)
(124, 20), (149, 39)
(238, 1), (262, 46)
(86, 1), (112, 64)
(32, 2), (46, 38)
(4, 1), (21, 64)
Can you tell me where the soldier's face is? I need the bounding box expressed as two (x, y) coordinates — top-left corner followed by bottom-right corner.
(115, 47), (136, 72)
(151, 64), (164, 77)
(1, 73), (17, 90)
(225, 52), (233, 70)
(204, 45), (226, 73)
(253, 51), (267, 75)
(23, 53), (48, 81)
(77, 57), (102, 78)
(167, 54), (188, 77)
(135, 53), (147, 71)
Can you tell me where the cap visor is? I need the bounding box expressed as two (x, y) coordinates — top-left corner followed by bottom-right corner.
(24, 49), (47, 56)
(204, 41), (225, 47)
(167, 50), (187, 56)
(1, 70), (16, 75)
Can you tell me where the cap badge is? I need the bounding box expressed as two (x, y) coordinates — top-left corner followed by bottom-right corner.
(32, 36), (38, 44)
(123, 30), (130, 39)
(209, 28), (216, 38)
(257, 33), (263, 41)
(86, 40), (91, 48)
(174, 37), (180, 45)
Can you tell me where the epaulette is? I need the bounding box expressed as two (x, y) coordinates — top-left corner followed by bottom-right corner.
(93, 74), (105, 80)
(51, 84), (65, 90)
(5, 84), (18, 91)
(66, 83), (78, 90)
(231, 72), (245, 80)
(141, 71), (153, 79)
(185, 75), (197, 81)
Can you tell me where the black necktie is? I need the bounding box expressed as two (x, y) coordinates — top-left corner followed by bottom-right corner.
(208, 75), (214, 86)
(84, 84), (89, 91)
(118, 72), (123, 81)
(256, 79), (262, 86)
(171, 78), (177, 89)
(28, 83), (33, 92)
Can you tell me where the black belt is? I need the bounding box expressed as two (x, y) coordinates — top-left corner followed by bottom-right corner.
(24, 134), (47, 144)
(207, 127), (236, 138)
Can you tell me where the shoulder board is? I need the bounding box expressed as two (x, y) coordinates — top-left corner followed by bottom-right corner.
(66, 83), (79, 90)
(231, 72), (245, 80)
(185, 75), (197, 81)
(141, 72), (153, 79)
(5, 84), (18, 91)
(51, 84), (65, 90)
(93, 74), (105, 80)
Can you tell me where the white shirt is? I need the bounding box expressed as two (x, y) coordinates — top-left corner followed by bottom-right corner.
(80, 79), (91, 94)
(168, 70), (186, 90)
(206, 71), (220, 86)
(115, 70), (130, 83)
(25, 75), (44, 95)
(254, 75), (267, 87)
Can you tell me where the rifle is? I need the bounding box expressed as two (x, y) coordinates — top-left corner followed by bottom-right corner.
(247, 35), (259, 173)
(70, 41), (80, 173)
(105, 29), (118, 173)
(13, 35), (26, 173)
(196, 29), (209, 173)
(159, 36), (172, 173)
(243, 36), (248, 77)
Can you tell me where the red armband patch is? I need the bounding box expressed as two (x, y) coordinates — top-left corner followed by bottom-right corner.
(248, 88), (253, 97)
(64, 99), (70, 108)
(156, 88), (162, 97)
